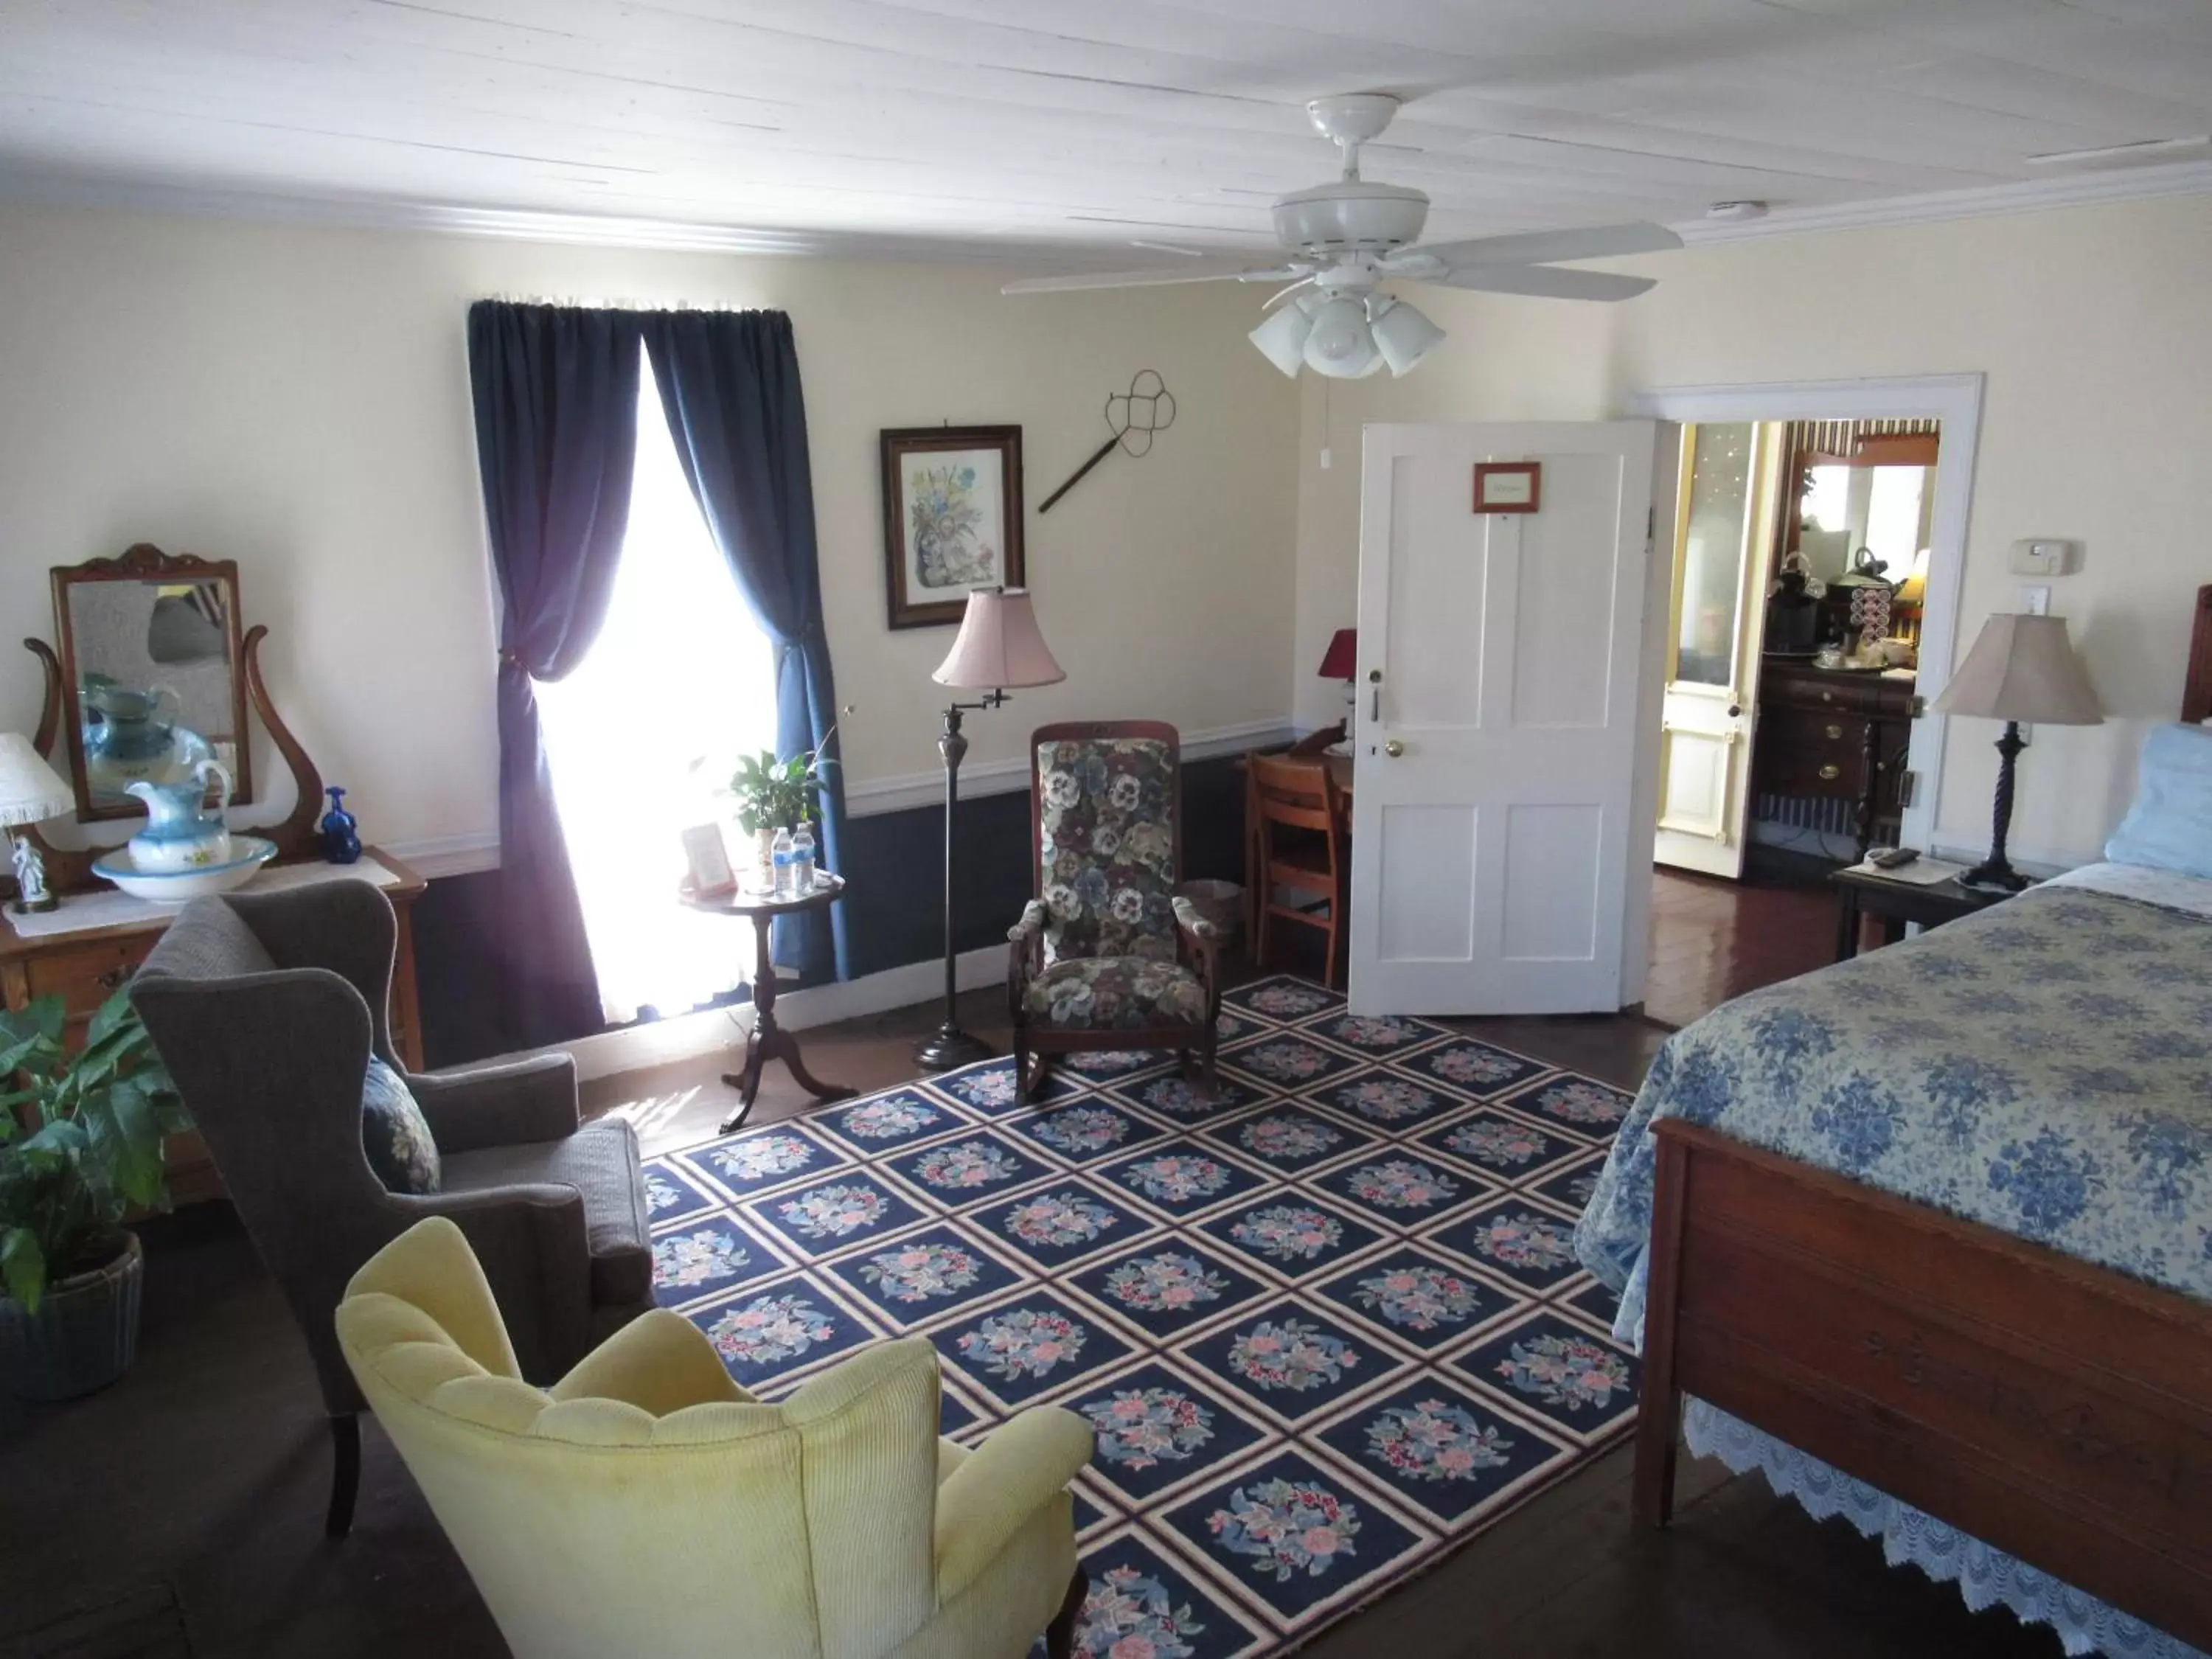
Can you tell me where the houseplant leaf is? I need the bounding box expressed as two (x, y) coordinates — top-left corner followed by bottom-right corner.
(1, 1227), (45, 1313)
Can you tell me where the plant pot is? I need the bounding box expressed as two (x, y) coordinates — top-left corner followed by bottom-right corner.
(0, 1231), (144, 1401)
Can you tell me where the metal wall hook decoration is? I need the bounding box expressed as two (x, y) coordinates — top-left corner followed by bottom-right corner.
(1038, 369), (1177, 512)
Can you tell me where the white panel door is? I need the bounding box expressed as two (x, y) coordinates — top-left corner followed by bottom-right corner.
(1348, 421), (1674, 1016)
(1654, 422), (1782, 877)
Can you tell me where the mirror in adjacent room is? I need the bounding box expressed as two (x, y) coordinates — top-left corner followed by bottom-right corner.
(51, 545), (254, 821)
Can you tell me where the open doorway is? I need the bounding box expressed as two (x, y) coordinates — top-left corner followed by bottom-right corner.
(1655, 417), (1941, 880)
(1630, 372), (1983, 1028)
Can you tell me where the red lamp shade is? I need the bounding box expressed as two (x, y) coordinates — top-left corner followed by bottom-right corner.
(1317, 628), (1357, 680)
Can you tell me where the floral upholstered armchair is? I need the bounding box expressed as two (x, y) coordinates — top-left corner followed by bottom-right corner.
(1007, 721), (1222, 1101)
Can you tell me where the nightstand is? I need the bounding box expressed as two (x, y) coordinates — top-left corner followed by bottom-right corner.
(1832, 863), (2025, 962)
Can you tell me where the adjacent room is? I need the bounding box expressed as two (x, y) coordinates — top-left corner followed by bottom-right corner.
(3, 6), (2210, 1658)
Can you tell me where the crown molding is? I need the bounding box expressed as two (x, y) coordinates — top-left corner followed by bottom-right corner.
(1674, 160), (2212, 246)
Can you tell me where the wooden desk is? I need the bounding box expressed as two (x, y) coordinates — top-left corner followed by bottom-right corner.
(0, 850), (428, 1205)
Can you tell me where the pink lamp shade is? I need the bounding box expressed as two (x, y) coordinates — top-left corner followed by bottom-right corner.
(1317, 628), (1357, 680)
(933, 588), (1067, 692)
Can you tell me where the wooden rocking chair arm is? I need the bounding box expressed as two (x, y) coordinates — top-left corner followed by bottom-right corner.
(1007, 900), (1048, 1018)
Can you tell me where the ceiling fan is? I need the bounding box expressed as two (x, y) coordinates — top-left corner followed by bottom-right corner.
(1002, 94), (1683, 380)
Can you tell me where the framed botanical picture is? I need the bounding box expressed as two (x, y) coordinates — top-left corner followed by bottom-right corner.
(880, 425), (1025, 629)
(1472, 461), (1543, 514)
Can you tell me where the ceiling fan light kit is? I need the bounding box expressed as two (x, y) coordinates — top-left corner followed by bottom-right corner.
(1004, 91), (1684, 381)
(1370, 296), (1448, 376)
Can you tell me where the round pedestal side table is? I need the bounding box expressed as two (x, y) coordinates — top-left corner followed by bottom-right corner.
(680, 872), (855, 1134)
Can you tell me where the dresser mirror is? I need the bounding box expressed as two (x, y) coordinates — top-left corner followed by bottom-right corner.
(49, 544), (254, 821)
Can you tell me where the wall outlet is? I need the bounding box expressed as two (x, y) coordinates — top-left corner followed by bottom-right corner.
(2018, 583), (2051, 616)
(2008, 538), (2076, 576)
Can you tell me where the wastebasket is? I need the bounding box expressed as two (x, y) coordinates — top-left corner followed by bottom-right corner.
(1174, 878), (1245, 948)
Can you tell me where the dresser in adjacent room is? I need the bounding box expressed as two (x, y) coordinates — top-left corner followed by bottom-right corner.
(1750, 661), (1918, 858)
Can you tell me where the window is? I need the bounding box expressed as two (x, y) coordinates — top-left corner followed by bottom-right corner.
(536, 357), (779, 1023)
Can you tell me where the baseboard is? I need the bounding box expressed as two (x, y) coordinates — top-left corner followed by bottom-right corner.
(531, 942), (1007, 1085)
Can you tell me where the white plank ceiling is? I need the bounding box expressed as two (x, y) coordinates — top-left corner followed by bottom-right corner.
(2, 0), (2211, 260)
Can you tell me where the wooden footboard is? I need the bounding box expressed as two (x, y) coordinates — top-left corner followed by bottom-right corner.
(1635, 1119), (2212, 1649)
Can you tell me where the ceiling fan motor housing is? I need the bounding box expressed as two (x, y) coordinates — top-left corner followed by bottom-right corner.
(1273, 179), (1431, 255)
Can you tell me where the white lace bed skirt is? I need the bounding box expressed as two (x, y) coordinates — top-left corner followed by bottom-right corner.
(1683, 1398), (2205, 1659)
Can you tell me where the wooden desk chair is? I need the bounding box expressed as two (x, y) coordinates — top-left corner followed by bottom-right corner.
(1250, 753), (1349, 988)
(1287, 720), (1346, 757)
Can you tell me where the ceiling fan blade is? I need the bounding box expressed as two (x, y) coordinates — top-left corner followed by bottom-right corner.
(1001, 260), (1304, 296)
(1389, 221), (1683, 274)
(1430, 265), (1659, 302)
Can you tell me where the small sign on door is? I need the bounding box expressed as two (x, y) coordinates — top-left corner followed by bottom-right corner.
(1473, 462), (1542, 514)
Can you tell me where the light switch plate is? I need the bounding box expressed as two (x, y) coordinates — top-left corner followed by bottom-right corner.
(2019, 584), (2052, 616)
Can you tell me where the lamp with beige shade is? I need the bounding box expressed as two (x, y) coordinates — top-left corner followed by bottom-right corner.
(1933, 612), (2103, 894)
(918, 588), (1065, 1071)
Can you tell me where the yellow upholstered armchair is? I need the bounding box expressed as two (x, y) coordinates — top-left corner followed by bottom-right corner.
(336, 1217), (1093, 1659)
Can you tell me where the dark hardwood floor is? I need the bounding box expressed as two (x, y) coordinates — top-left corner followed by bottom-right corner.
(1, 885), (2069, 1659)
(1642, 866), (1837, 1032)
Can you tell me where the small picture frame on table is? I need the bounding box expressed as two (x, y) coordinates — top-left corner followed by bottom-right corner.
(1473, 461), (1543, 515)
(679, 824), (737, 900)
(880, 425), (1025, 629)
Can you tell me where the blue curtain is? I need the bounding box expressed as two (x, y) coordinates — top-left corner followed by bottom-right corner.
(467, 301), (644, 1046)
(642, 310), (849, 982)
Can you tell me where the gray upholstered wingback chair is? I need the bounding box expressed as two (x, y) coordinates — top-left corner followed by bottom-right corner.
(130, 882), (653, 1537)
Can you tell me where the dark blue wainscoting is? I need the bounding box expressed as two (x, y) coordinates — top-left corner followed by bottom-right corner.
(413, 752), (1256, 1069)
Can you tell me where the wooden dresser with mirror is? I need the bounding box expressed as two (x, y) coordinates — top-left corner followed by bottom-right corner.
(2, 544), (425, 1204)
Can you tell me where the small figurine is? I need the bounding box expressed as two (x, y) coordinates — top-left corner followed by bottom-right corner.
(11, 833), (56, 913)
(319, 786), (362, 865)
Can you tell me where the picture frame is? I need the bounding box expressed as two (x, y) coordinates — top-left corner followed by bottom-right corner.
(880, 425), (1025, 629)
(679, 822), (737, 900)
(1473, 461), (1543, 515)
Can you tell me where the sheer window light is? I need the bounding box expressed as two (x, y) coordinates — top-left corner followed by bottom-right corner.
(537, 355), (779, 1024)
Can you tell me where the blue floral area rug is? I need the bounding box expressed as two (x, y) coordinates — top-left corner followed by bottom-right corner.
(643, 975), (1641, 1658)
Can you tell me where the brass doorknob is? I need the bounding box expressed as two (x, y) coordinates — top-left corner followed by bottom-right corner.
(1382, 739), (1405, 758)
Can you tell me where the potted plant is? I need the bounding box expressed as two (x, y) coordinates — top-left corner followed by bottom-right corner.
(0, 988), (187, 1400)
(728, 735), (835, 889)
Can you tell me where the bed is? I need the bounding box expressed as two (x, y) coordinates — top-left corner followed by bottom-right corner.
(1577, 583), (2212, 1657)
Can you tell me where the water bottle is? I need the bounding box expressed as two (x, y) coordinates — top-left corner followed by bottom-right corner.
(790, 823), (816, 892)
(771, 827), (795, 897)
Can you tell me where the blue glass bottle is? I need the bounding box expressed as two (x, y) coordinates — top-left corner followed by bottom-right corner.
(320, 785), (362, 865)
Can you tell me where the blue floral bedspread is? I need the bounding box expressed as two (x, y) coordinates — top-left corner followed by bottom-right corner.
(1579, 880), (2212, 1318)
(1574, 876), (2212, 1658)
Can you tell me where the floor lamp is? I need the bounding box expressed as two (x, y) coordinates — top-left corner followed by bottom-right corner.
(1933, 611), (2102, 893)
(917, 587), (1065, 1071)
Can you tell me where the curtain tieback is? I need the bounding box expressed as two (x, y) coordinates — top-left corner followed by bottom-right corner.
(498, 648), (530, 673)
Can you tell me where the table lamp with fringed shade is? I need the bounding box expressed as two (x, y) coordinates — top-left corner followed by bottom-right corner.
(1934, 613), (2103, 894)
(917, 588), (1066, 1070)
(0, 734), (77, 913)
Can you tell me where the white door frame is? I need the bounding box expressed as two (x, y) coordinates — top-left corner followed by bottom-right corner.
(1622, 374), (1984, 856)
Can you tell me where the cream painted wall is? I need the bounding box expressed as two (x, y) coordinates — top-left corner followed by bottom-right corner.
(0, 203), (1298, 858)
(1294, 192), (2212, 868)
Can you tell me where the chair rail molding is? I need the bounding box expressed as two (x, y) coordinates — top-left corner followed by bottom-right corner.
(844, 717), (1297, 818)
